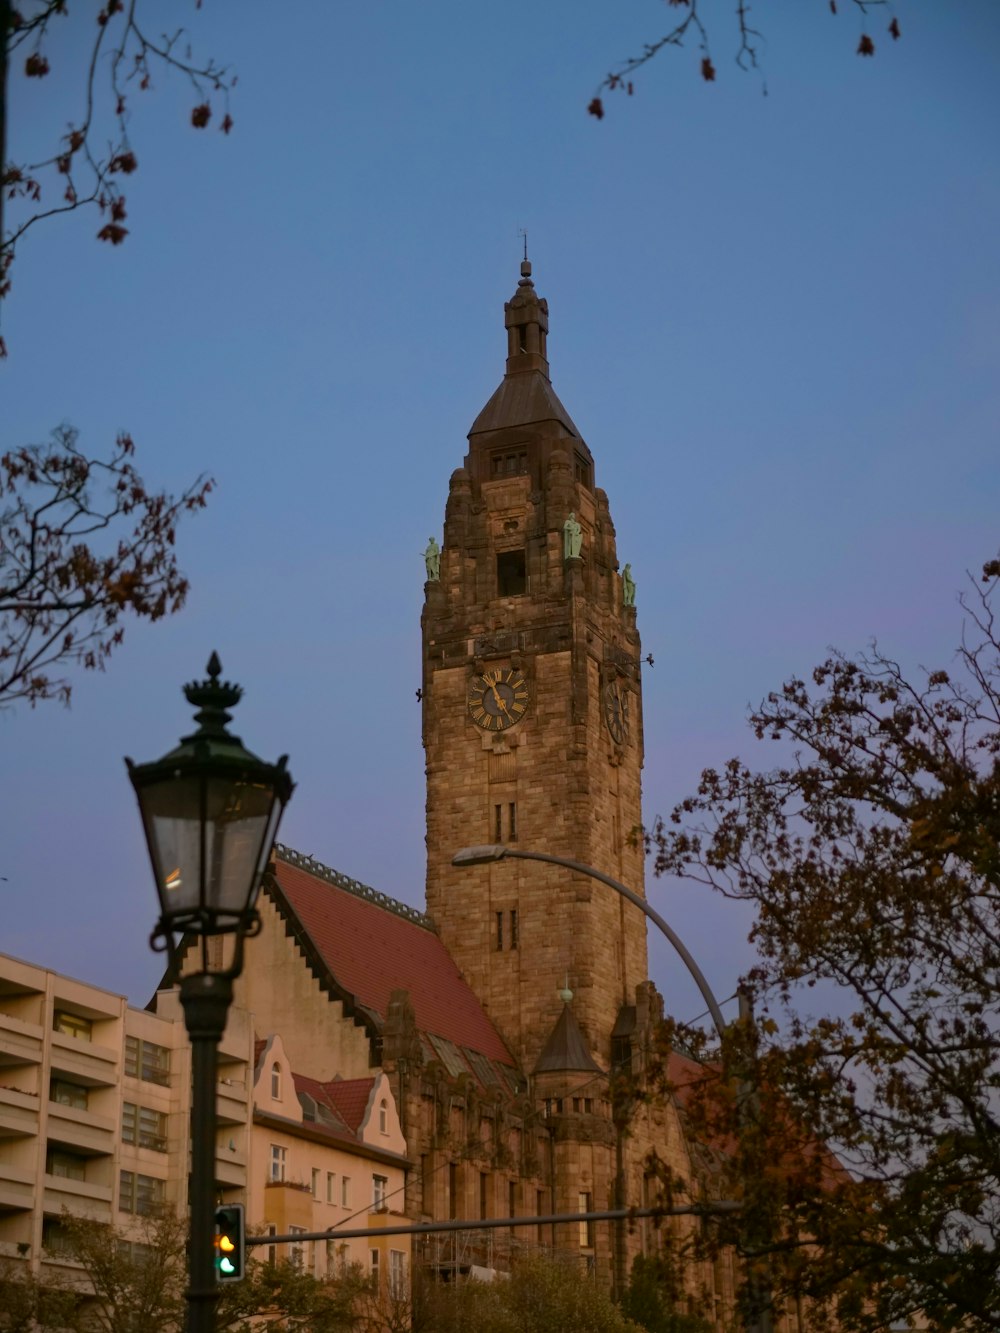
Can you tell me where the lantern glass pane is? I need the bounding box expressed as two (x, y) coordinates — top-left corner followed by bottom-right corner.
(140, 772), (278, 927)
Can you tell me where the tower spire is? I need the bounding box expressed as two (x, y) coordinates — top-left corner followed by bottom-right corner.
(505, 249), (548, 376)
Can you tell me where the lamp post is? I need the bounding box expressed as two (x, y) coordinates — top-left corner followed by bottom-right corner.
(127, 654), (294, 1333)
(451, 844), (772, 1333)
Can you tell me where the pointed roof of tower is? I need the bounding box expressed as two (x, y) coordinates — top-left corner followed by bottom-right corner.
(469, 257), (581, 439)
(533, 1001), (604, 1075)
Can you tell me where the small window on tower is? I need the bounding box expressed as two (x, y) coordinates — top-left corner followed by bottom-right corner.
(496, 911), (504, 952)
(509, 909), (518, 950)
(574, 452), (592, 489)
(517, 325), (527, 353)
(497, 550), (526, 597)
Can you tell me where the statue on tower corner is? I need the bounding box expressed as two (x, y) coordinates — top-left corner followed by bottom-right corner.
(423, 537), (441, 582)
(622, 562), (636, 607)
(563, 513), (582, 561)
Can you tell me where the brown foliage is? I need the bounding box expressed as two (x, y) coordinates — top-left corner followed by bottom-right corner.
(1, 2), (235, 313)
(0, 424), (212, 707)
(651, 560), (1000, 1331)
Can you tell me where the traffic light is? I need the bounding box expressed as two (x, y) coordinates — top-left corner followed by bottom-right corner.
(214, 1204), (245, 1282)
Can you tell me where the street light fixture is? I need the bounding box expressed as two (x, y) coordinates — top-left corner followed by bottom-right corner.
(127, 653), (293, 1333)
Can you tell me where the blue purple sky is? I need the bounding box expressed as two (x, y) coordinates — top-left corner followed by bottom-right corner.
(3, 2), (998, 1026)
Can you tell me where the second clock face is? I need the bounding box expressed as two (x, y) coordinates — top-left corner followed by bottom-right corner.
(468, 667), (529, 731)
(604, 679), (630, 745)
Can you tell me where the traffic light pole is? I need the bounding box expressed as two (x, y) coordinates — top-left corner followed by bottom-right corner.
(181, 974), (233, 1333)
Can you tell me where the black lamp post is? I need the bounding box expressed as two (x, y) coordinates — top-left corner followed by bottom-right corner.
(127, 653), (293, 1333)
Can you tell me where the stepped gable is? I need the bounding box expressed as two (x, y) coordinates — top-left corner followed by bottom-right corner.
(267, 846), (515, 1070)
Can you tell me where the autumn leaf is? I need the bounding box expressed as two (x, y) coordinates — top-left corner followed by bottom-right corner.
(25, 53), (50, 78)
(97, 223), (128, 245)
(587, 97), (605, 119)
(190, 103), (212, 128)
(701, 56), (716, 81)
(857, 33), (875, 56)
(889, 17), (901, 40)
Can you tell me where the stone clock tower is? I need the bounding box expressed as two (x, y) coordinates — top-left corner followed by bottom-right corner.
(422, 261), (649, 1073)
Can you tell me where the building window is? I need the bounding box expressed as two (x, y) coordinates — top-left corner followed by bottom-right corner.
(50, 1079), (88, 1110)
(578, 1191), (594, 1248)
(495, 910), (504, 952)
(269, 1144), (287, 1183)
(379, 1099), (388, 1134)
(389, 1249), (407, 1300)
(53, 1010), (92, 1042)
(119, 1170), (164, 1216)
(124, 1036), (170, 1086)
(448, 1162), (458, 1220)
(509, 802), (517, 841)
(373, 1174), (388, 1210)
(496, 549), (526, 597)
(270, 1062), (281, 1100)
(480, 1171), (490, 1220)
(574, 451), (592, 488)
(47, 1149), (86, 1181)
(509, 908), (518, 949)
(288, 1226), (306, 1269)
(341, 1175), (351, 1207)
(491, 449), (528, 477)
(266, 1224), (277, 1266)
(312, 1168), (320, 1198)
(122, 1103), (167, 1152)
(326, 1171), (336, 1203)
(369, 1247), (380, 1291)
(42, 1219), (75, 1256)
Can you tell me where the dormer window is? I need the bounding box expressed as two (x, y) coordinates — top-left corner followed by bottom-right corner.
(270, 1063), (281, 1100)
(491, 450), (528, 477)
(379, 1099), (388, 1134)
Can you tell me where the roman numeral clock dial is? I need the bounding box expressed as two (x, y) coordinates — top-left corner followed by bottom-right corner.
(467, 667), (529, 731)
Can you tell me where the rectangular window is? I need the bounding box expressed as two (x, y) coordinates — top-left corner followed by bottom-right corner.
(579, 1191), (594, 1248)
(509, 909), (518, 950)
(42, 1219), (74, 1256)
(124, 1036), (170, 1086)
(537, 1188), (545, 1244)
(341, 1175), (351, 1207)
(122, 1103), (167, 1151)
(53, 1009), (92, 1041)
(494, 803), (503, 842)
(496, 549), (526, 597)
(288, 1226), (306, 1269)
(119, 1170), (164, 1216)
(266, 1224), (277, 1266)
(47, 1149), (86, 1181)
(448, 1162), (458, 1220)
(574, 451), (592, 488)
(389, 1249), (407, 1300)
(269, 1144), (287, 1183)
(50, 1079), (88, 1110)
(326, 1171), (336, 1203)
(312, 1168), (321, 1198)
(369, 1247), (380, 1291)
(480, 1171), (489, 1220)
(491, 451), (527, 477)
(373, 1174), (388, 1210)
(495, 910), (503, 952)
(509, 802), (517, 841)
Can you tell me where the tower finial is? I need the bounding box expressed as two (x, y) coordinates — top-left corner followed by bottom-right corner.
(517, 228), (533, 286)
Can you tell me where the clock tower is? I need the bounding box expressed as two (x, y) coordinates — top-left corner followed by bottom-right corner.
(422, 260), (648, 1072)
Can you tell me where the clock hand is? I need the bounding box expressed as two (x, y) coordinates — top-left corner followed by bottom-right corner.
(489, 681), (514, 722)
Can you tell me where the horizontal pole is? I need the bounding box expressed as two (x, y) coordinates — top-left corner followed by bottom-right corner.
(247, 1200), (741, 1247)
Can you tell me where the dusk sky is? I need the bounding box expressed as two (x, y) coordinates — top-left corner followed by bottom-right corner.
(3, 2), (998, 1029)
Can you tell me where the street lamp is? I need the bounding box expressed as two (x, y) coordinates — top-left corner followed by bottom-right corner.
(451, 844), (772, 1333)
(127, 653), (294, 1333)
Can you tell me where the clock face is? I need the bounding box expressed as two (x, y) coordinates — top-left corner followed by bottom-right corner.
(468, 667), (529, 731)
(604, 679), (629, 745)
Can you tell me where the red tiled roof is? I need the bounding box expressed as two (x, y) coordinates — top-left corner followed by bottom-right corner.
(324, 1077), (375, 1133)
(270, 853), (514, 1067)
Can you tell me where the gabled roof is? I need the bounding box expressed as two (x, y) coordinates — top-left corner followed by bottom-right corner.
(534, 1003), (603, 1075)
(324, 1077), (375, 1133)
(469, 369), (580, 439)
(268, 846), (514, 1070)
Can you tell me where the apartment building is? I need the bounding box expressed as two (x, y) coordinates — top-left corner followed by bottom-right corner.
(0, 950), (408, 1302)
